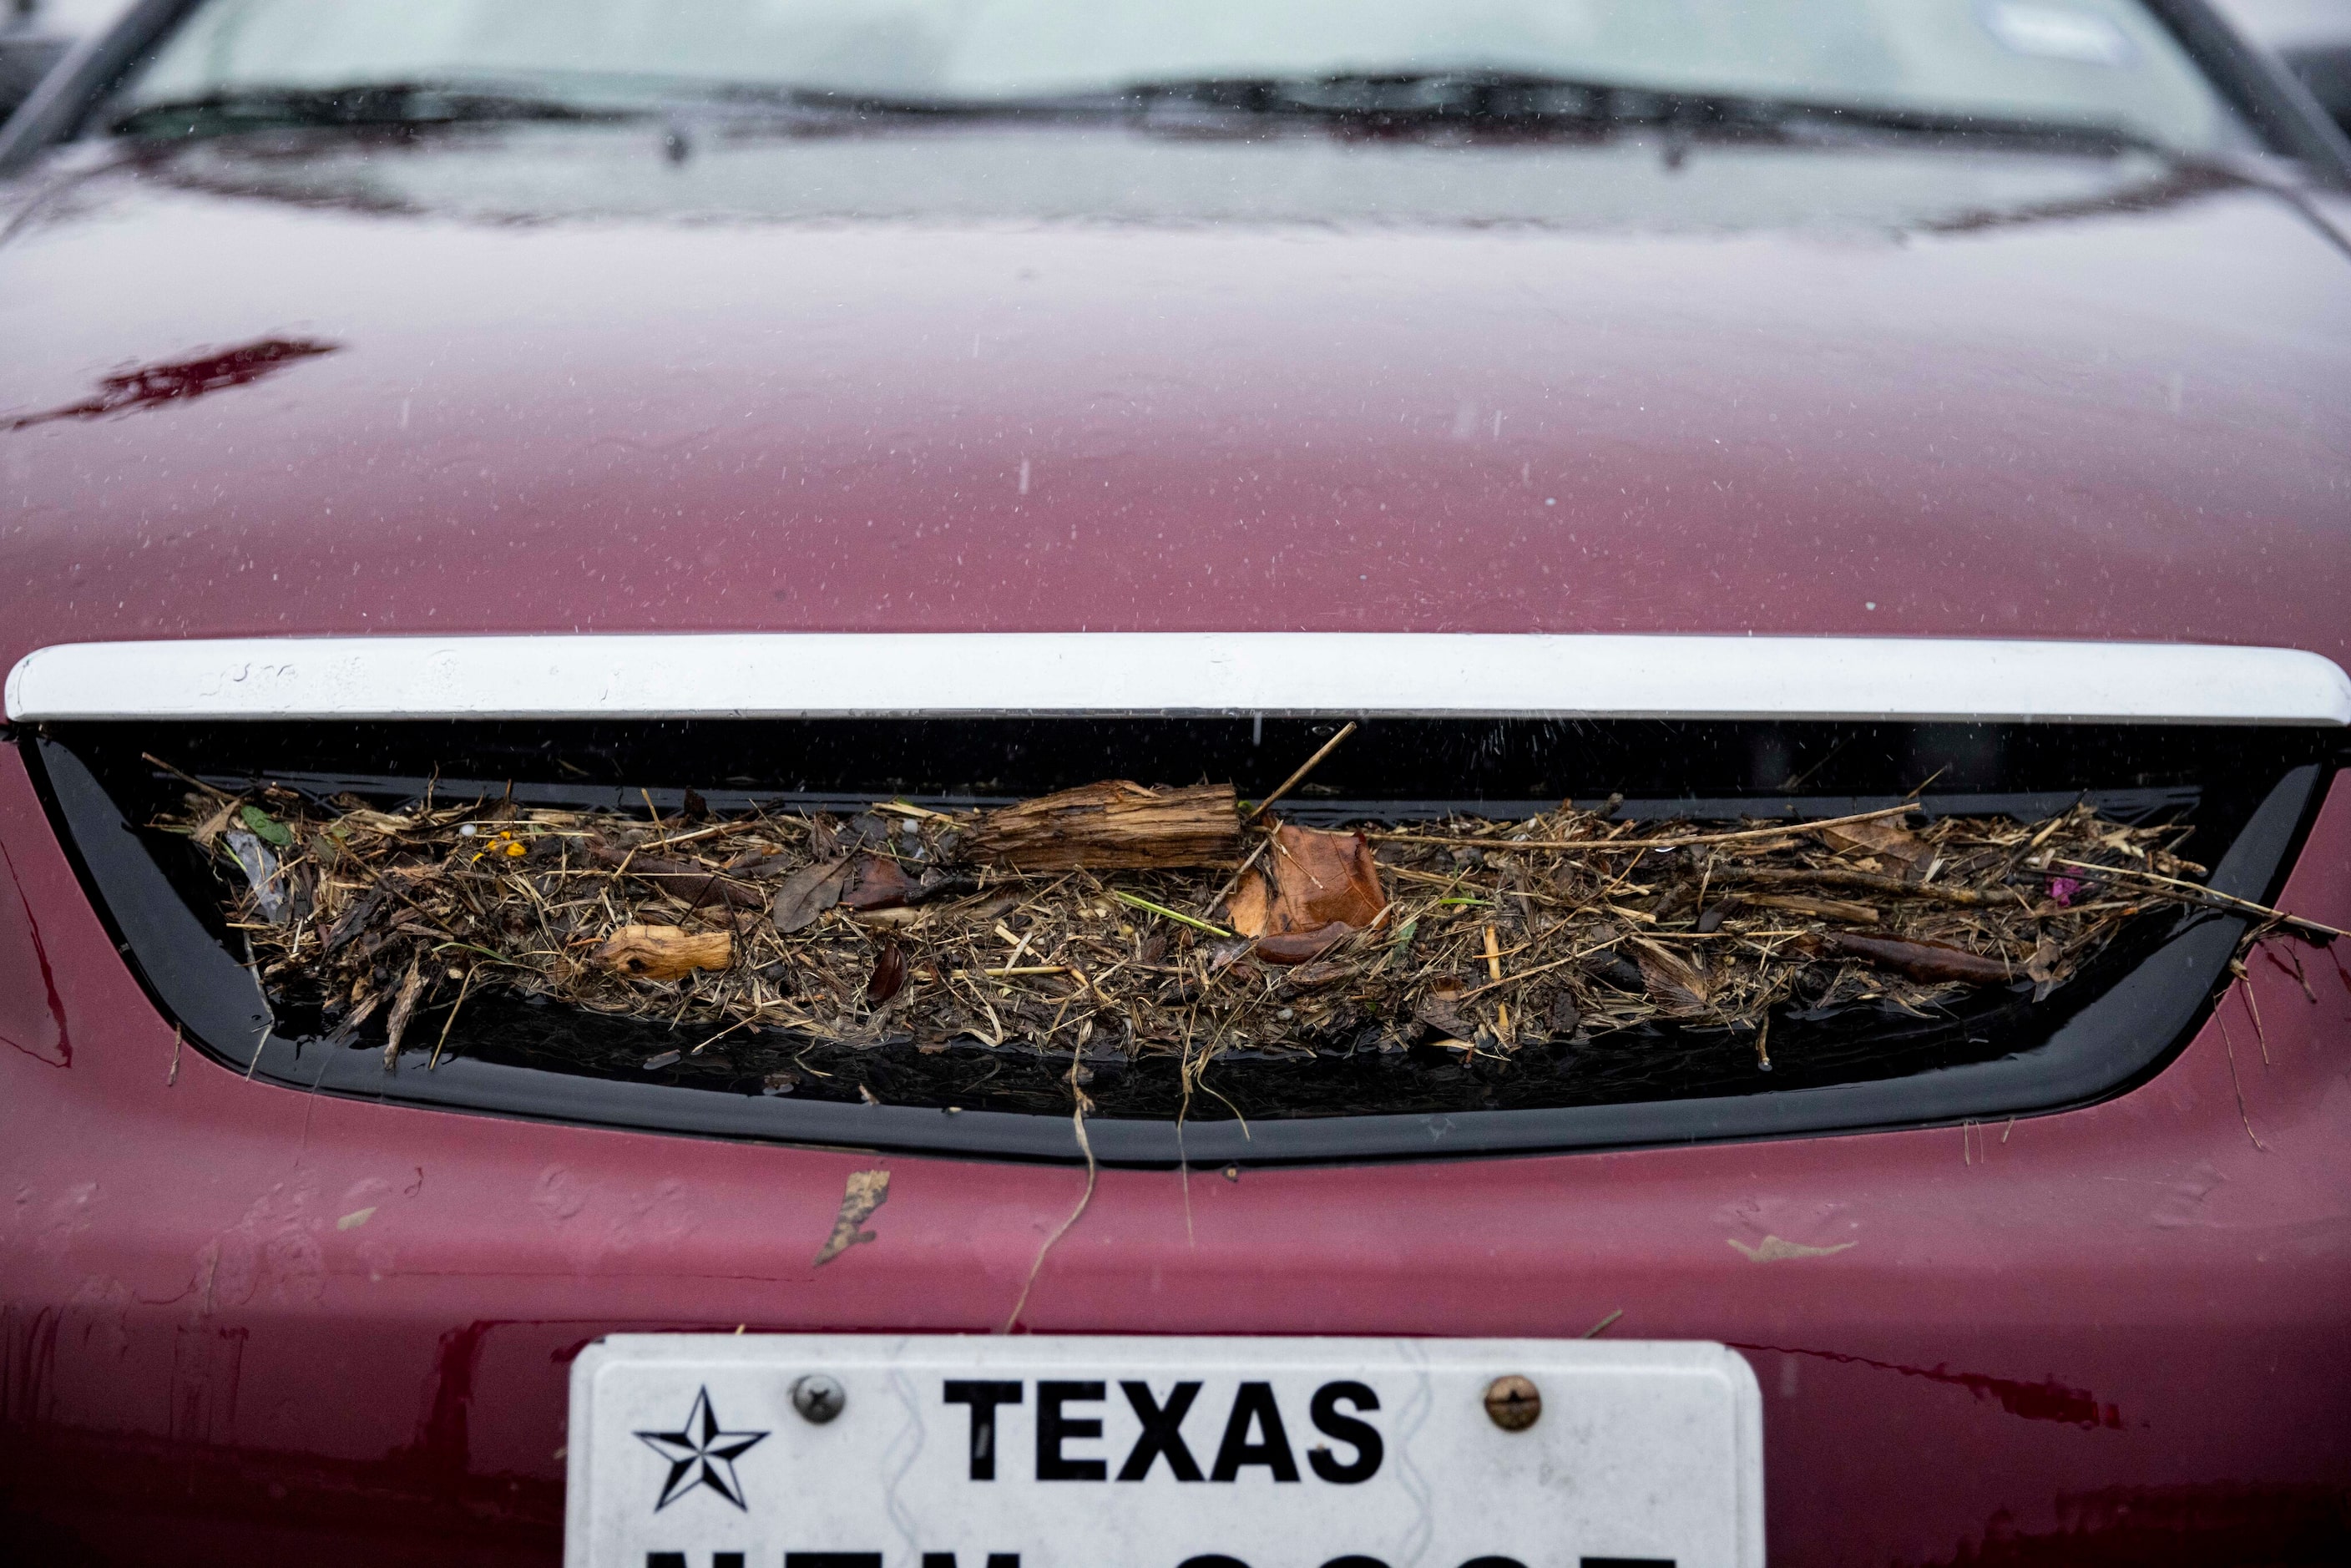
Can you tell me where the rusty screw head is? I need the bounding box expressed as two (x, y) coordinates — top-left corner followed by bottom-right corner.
(791, 1373), (845, 1424)
(1484, 1374), (1541, 1432)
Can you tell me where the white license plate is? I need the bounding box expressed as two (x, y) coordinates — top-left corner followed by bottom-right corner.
(565, 1334), (1762, 1568)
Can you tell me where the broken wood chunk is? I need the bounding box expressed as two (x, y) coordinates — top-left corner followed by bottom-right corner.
(1801, 931), (2012, 984)
(967, 781), (1241, 870)
(592, 924), (733, 980)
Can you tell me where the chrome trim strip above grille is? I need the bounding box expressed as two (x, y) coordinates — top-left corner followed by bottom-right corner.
(8, 633), (2348, 725)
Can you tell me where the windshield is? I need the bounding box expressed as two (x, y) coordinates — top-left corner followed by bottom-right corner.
(117, 0), (2242, 154)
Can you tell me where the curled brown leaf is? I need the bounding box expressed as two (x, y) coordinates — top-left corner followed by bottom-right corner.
(867, 943), (909, 1005)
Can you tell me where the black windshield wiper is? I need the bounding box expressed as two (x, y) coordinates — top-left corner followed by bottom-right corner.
(113, 81), (640, 140)
(743, 69), (2148, 156)
(1107, 71), (2151, 154)
(111, 68), (2153, 159)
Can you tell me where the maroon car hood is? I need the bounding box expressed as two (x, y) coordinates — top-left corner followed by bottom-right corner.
(3, 150), (2348, 675)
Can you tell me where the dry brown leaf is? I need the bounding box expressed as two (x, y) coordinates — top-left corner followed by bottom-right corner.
(2025, 933), (2063, 985)
(813, 1168), (890, 1266)
(592, 924), (733, 980)
(867, 943), (909, 1004)
(1631, 938), (1714, 1016)
(839, 854), (915, 911)
(1255, 922), (1352, 966)
(1229, 822), (1386, 938)
(770, 857), (849, 933)
(1227, 873), (1272, 939)
(1413, 988), (1475, 1039)
(190, 796), (242, 849)
(1818, 817), (1932, 873)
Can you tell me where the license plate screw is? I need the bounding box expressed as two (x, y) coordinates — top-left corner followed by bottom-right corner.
(1483, 1374), (1541, 1432)
(792, 1373), (846, 1424)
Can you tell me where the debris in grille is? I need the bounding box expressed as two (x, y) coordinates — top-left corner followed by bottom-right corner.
(156, 765), (2237, 1100)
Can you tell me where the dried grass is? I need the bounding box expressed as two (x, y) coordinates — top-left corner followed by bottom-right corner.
(167, 781), (2227, 1088)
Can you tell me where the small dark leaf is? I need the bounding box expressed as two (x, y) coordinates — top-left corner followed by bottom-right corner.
(867, 942), (909, 1005)
(1547, 994), (1581, 1035)
(839, 854), (915, 911)
(771, 857), (850, 933)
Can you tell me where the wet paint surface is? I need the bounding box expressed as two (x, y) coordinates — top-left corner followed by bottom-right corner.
(0, 159), (2347, 675)
(2, 126), (2350, 1565)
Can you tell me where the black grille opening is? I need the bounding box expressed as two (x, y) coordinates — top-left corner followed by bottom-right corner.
(23, 716), (2338, 1164)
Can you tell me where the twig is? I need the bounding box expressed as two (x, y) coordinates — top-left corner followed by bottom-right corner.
(1455, 937), (1622, 1000)
(2217, 1011), (2266, 1151)
(2236, 965), (2268, 1065)
(428, 966), (478, 1070)
(1110, 889), (1232, 938)
(167, 1024), (183, 1086)
(2263, 942), (2318, 1004)
(143, 752), (236, 799)
(637, 822), (742, 852)
(872, 799), (959, 822)
(1002, 1089), (1100, 1333)
(1372, 803), (1917, 852)
(1248, 721), (1358, 822)
(1722, 865), (2004, 908)
(1581, 1308), (1624, 1338)
(2050, 859), (2348, 940)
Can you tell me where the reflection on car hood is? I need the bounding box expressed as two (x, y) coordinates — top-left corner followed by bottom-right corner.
(0, 133), (2347, 675)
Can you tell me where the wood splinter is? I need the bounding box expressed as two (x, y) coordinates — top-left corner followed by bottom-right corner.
(593, 924), (734, 980)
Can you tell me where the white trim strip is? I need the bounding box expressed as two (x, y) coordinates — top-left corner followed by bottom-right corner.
(8, 634), (2348, 726)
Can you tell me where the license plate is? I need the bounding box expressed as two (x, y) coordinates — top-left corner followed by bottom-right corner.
(565, 1334), (1762, 1568)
